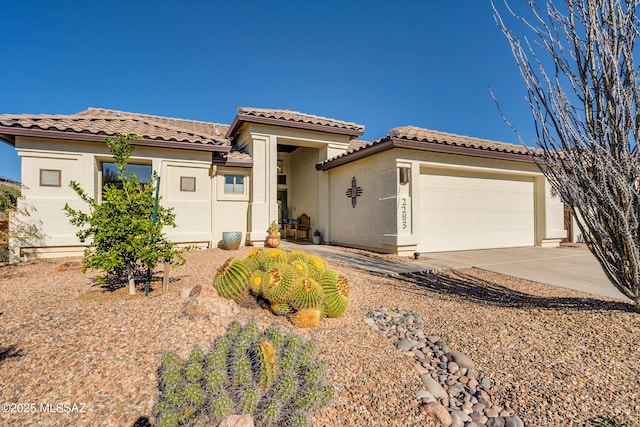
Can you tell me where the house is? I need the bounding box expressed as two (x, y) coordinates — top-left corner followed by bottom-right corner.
(0, 107), (566, 259)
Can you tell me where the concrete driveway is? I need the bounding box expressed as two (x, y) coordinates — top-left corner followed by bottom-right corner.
(422, 246), (628, 301)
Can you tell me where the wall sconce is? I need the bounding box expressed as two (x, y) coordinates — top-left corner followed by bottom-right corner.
(399, 167), (410, 185)
(209, 164), (218, 177)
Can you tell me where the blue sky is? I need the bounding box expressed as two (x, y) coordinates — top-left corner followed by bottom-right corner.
(0, 1), (536, 182)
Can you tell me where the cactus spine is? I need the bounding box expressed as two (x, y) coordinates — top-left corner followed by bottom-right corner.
(320, 270), (350, 318)
(213, 258), (251, 303)
(262, 265), (296, 303)
(290, 276), (324, 310)
(153, 321), (333, 427)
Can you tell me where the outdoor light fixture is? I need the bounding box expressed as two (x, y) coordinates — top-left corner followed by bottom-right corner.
(399, 167), (410, 185)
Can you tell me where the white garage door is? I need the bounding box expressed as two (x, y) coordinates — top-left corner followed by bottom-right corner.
(418, 170), (535, 252)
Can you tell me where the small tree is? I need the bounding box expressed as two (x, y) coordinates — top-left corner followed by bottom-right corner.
(493, 0), (640, 309)
(64, 133), (183, 294)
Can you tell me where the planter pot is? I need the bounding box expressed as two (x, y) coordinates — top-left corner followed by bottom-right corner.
(266, 234), (281, 248)
(222, 231), (242, 250)
(312, 234), (321, 245)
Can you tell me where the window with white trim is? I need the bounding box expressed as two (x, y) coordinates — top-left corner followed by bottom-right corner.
(224, 174), (245, 194)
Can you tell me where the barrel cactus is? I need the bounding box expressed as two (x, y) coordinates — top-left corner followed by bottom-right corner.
(212, 249), (350, 328)
(213, 257), (251, 303)
(153, 321), (333, 427)
(290, 276), (324, 310)
(319, 270), (350, 318)
(262, 265), (296, 303)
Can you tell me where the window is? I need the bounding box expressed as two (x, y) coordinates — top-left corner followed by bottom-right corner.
(102, 162), (152, 190)
(180, 176), (196, 192)
(40, 169), (61, 187)
(224, 174), (245, 194)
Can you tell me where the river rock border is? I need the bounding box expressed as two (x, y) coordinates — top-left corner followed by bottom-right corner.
(364, 308), (525, 427)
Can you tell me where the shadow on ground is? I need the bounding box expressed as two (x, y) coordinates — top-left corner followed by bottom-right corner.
(0, 345), (22, 364)
(397, 269), (637, 313)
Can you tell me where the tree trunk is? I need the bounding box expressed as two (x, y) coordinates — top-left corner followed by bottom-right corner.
(128, 270), (136, 295)
(163, 259), (170, 293)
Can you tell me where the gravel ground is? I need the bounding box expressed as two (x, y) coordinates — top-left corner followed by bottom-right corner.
(0, 247), (639, 427)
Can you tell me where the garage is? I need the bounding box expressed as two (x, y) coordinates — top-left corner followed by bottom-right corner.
(418, 169), (535, 252)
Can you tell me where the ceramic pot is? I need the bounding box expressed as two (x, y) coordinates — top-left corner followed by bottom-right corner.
(222, 231), (242, 250)
(266, 234), (281, 248)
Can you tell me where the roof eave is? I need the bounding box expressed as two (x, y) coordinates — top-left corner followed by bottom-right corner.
(227, 113), (364, 140)
(0, 133), (16, 146)
(317, 138), (536, 171)
(0, 126), (230, 153)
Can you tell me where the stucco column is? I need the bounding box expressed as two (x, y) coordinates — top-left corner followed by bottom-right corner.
(379, 162), (419, 256)
(246, 133), (278, 246)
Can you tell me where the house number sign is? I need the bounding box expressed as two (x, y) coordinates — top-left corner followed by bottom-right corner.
(345, 176), (363, 208)
(401, 197), (408, 230)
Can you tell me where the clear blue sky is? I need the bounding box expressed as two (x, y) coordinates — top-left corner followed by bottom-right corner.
(0, 1), (536, 182)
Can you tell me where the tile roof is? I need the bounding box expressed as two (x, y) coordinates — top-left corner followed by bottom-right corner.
(231, 107), (365, 136)
(317, 125), (537, 170)
(0, 108), (231, 146)
(388, 126), (533, 155)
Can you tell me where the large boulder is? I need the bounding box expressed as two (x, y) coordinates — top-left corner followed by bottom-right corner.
(180, 284), (239, 319)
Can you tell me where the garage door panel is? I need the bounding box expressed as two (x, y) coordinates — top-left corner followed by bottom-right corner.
(419, 171), (534, 252)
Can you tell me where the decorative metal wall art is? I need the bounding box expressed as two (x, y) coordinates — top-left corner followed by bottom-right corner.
(345, 176), (363, 208)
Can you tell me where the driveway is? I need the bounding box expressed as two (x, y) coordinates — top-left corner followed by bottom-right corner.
(281, 241), (628, 302)
(422, 246), (628, 301)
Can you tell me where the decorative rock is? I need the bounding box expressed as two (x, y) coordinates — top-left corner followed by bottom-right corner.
(421, 401), (452, 427)
(486, 417), (506, 427)
(363, 309), (523, 425)
(484, 407), (499, 418)
(446, 352), (475, 370)
(363, 317), (376, 326)
(420, 374), (448, 400)
(178, 286), (193, 300)
(504, 416), (524, 427)
(448, 383), (466, 397)
(451, 409), (470, 424)
(396, 338), (413, 351)
(415, 390), (436, 402)
(180, 285), (239, 319)
(218, 414), (254, 427)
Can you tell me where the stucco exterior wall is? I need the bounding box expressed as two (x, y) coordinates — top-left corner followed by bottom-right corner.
(326, 151), (397, 251)
(14, 136), (220, 258)
(325, 147), (565, 254)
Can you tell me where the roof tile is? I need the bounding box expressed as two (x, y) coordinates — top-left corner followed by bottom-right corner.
(0, 108), (231, 146)
(237, 107), (365, 133)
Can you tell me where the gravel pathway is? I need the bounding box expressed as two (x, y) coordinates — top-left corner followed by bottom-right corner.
(1, 247), (639, 426)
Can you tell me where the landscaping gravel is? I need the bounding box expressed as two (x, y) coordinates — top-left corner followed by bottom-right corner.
(0, 247), (639, 426)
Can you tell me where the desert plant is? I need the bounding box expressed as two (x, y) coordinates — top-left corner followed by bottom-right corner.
(64, 133), (183, 291)
(494, 0), (640, 310)
(212, 250), (350, 326)
(319, 270), (350, 318)
(213, 258), (251, 303)
(153, 320), (334, 427)
(261, 265), (296, 304)
(290, 276), (324, 310)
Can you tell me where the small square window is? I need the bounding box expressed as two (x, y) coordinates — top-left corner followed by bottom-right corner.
(40, 169), (61, 187)
(180, 176), (196, 192)
(224, 175), (245, 194)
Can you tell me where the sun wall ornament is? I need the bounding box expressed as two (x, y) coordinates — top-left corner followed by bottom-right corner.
(345, 176), (363, 208)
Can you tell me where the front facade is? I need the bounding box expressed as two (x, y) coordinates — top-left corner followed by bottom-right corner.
(0, 107), (565, 260)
